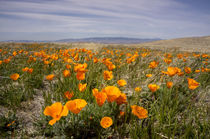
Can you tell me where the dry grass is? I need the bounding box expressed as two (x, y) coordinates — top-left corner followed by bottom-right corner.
(134, 36), (210, 53)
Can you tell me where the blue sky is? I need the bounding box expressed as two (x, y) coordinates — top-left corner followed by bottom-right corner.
(0, 0), (210, 40)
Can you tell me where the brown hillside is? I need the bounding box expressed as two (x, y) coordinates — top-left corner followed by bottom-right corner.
(136, 36), (210, 52)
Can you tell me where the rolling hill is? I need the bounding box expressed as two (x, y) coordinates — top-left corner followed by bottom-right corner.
(136, 36), (210, 52)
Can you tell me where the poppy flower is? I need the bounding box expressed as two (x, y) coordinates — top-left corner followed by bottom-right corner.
(195, 70), (200, 73)
(193, 53), (200, 58)
(131, 105), (148, 119)
(94, 91), (107, 106)
(104, 70), (113, 80)
(107, 63), (116, 71)
(117, 79), (127, 87)
(0, 60), (2, 65)
(177, 71), (184, 76)
(202, 54), (208, 58)
(177, 54), (183, 59)
(78, 83), (87, 92)
(146, 74), (152, 77)
(100, 117), (113, 128)
(135, 87), (142, 92)
(65, 99), (87, 114)
(149, 61), (158, 69)
(164, 53), (172, 58)
(63, 69), (71, 77)
(201, 67), (210, 72)
(141, 52), (149, 57)
(116, 93), (127, 105)
(64, 91), (74, 100)
(126, 57), (135, 63)
(13, 51), (17, 56)
(10, 73), (20, 81)
(44, 102), (69, 125)
(76, 72), (85, 80)
(46, 74), (55, 81)
(167, 67), (178, 76)
(102, 86), (121, 102)
(148, 84), (160, 92)
(185, 67), (192, 74)
(166, 81), (173, 88)
(7, 120), (16, 127)
(93, 57), (99, 63)
(187, 78), (199, 90)
(28, 68), (33, 74)
(22, 67), (29, 72)
(164, 58), (172, 64)
(44, 61), (50, 65)
(66, 64), (71, 69)
(74, 53), (79, 61)
(120, 111), (125, 117)
(66, 58), (73, 64)
(3, 58), (11, 64)
(74, 63), (88, 72)
(92, 88), (99, 97)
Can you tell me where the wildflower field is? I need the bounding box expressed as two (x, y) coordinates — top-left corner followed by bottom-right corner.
(0, 43), (209, 138)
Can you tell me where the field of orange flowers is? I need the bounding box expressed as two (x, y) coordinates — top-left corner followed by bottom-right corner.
(0, 43), (209, 138)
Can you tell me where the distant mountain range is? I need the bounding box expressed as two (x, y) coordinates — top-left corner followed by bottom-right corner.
(2, 37), (161, 44)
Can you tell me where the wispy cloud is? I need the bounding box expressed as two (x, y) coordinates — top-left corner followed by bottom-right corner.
(0, 0), (209, 40)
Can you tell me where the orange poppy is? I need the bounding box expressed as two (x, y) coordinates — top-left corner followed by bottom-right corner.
(185, 67), (192, 74)
(63, 69), (71, 77)
(166, 81), (173, 88)
(43, 102), (69, 125)
(120, 111), (125, 116)
(102, 86), (121, 102)
(94, 91), (107, 106)
(149, 61), (158, 69)
(78, 83), (87, 92)
(195, 70), (200, 73)
(76, 72), (85, 80)
(117, 79), (127, 87)
(93, 57), (99, 63)
(177, 54), (183, 59)
(131, 105), (148, 119)
(13, 51), (17, 56)
(103, 70), (113, 80)
(177, 71), (184, 76)
(146, 74), (152, 77)
(92, 88), (99, 97)
(74, 63), (88, 72)
(28, 68), (33, 73)
(202, 54), (208, 58)
(164, 58), (172, 64)
(100, 117), (113, 128)
(187, 78), (199, 90)
(22, 67), (29, 72)
(7, 120), (16, 127)
(135, 87), (142, 92)
(65, 99), (87, 114)
(46, 74), (55, 81)
(106, 63), (116, 71)
(10, 73), (20, 81)
(148, 84), (160, 92)
(116, 93), (127, 105)
(167, 67), (178, 76)
(3, 58), (11, 64)
(66, 64), (71, 69)
(44, 60), (50, 65)
(141, 52), (149, 57)
(64, 91), (74, 100)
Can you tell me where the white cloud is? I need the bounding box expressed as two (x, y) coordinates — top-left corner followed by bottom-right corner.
(0, 0), (209, 40)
